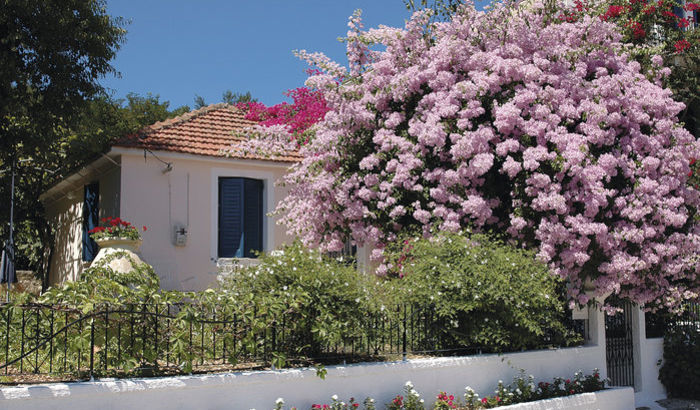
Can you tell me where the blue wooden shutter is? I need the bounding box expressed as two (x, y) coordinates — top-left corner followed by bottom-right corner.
(218, 178), (244, 257)
(673, 4), (685, 22)
(82, 182), (99, 261)
(243, 179), (264, 258)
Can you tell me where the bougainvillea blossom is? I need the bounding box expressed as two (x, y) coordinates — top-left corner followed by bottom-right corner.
(235, 87), (329, 142)
(277, 1), (700, 309)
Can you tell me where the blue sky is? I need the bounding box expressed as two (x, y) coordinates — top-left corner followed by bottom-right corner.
(101, 1), (416, 109)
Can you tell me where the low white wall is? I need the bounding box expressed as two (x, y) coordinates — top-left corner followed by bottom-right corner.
(1, 346), (607, 410)
(503, 387), (633, 410)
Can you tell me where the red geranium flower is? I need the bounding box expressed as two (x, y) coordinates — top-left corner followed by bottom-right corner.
(600, 5), (626, 20)
(662, 10), (678, 19)
(675, 39), (692, 53)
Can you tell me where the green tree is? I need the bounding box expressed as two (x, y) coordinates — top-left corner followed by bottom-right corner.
(403, 0), (463, 18)
(194, 90), (257, 108)
(0, 0), (126, 284)
(65, 93), (190, 170)
(222, 90), (256, 104)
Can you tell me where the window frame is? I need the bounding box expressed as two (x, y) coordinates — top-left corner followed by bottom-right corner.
(210, 167), (273, 262)
(217, 177), (264, 258)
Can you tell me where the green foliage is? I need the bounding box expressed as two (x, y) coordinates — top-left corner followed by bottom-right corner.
(0, 241), (582, 381)
(403, 0), (464, 19)
(388, 381), (425, 409)
(0, 0), (126, 278)
(382, 231), (582, 351)
(0, 4), (190, 277)
(65, 93), (190, 171)
(222, 90), (257, 104)
(220, 241), (378, 356)
(38, 252), (162, 306)
(272, 370), (605, 409)
(194, 90), (257, 108)
(659, 324), (700, 400)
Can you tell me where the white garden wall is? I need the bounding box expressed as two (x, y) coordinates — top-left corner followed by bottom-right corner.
(0, 345), (611, 410)
(632, 308), (666, 409)
(501, 387), (633, 409)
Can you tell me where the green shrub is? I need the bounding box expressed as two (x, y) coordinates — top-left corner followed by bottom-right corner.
(219, 241), (380, 357)
(659, 324), (700, 400)
(39, 251), (166, 306)
(381, 231), (582, 352)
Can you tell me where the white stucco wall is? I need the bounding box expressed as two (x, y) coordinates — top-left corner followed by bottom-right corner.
(633, 309), (666, 409)
(117, 149), (294, 291)
(0, 347), (618, 410)
(44, 163), (121, 284)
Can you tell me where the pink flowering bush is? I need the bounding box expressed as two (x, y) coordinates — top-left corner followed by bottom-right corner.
(235, 85), (329, 144)
(555, 0), (700, 133)
(227, 85), (329, 158)
(277, 2), (700, 309)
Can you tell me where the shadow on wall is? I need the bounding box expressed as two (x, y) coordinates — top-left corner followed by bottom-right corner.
(48, 199), (85, 286)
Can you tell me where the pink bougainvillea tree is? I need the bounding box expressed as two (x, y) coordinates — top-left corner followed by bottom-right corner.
(235, 84), (329, 144)
(226, 84), (329, 159)
(274, 1), (700, 309)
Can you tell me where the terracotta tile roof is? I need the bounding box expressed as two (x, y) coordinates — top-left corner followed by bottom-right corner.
(114, 103), (301, 163)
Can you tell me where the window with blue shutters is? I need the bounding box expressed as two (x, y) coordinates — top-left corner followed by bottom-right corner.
(82, 182), (99, 261)
(218, 177), (264, 258)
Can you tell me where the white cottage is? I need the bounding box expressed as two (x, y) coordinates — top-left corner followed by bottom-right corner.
(40, 103), (300, 291)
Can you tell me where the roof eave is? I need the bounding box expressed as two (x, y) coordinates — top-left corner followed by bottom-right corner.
(39, 152), (122, 204)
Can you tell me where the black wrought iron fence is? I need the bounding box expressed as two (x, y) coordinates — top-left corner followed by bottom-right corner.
(0, 302), (583, 383)
(645, 301), (700, 338)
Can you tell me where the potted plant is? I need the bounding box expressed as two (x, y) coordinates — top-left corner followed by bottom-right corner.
(89, 217), (146, 253)
(88, 217), (148, 273)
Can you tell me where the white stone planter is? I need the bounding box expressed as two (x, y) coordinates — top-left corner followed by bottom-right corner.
(91, 238), (144, 273)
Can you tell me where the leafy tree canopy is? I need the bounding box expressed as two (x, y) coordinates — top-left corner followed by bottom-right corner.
(0, 0), (128, 281)
(194, 90), (257, 109)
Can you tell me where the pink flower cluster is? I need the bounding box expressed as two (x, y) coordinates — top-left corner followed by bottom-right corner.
(236, 86), (329, 143)
(277, 2), (700, 308)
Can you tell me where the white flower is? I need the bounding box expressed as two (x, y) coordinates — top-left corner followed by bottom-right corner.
(331, 395), (338, 401)
(410, 389), (419, 397)
(420, 399), (425, 403)
(405, 381), (414, 388)
(276, 398), (285, 405)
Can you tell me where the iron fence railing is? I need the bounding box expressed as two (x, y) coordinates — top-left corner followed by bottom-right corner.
(645, 301), (700, 339)
(0, 302), (583, 383)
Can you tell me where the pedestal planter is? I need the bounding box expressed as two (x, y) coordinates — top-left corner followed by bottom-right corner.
(92, 238), (145, 273)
